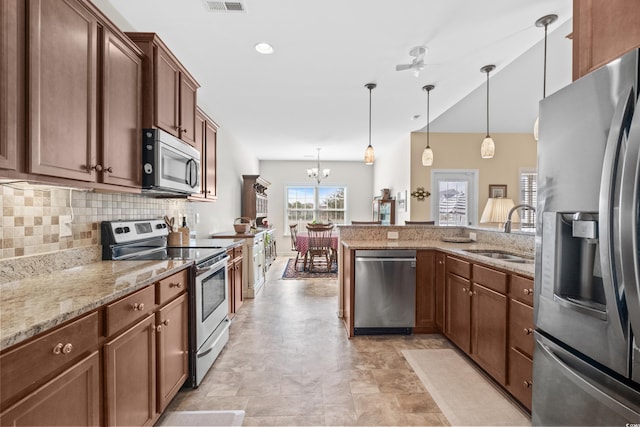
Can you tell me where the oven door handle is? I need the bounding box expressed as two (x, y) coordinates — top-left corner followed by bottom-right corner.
(196, 256), (230, 277)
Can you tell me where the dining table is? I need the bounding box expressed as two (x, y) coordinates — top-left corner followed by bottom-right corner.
(295, 231), (340, 271)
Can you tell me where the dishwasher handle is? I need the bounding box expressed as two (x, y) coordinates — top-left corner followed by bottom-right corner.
(355, 257), (416, 264)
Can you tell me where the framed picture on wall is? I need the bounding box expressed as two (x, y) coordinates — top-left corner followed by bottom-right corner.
(489, 184), (507, 198)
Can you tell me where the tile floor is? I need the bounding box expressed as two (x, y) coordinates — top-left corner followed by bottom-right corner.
(167, 256), (453, 426)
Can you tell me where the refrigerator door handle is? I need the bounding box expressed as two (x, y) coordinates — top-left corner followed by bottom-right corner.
(599, 87), (635, 329)
(618, 91), (640, 340)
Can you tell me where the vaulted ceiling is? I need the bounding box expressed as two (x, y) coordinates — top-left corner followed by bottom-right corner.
(94, 0), (573, 161)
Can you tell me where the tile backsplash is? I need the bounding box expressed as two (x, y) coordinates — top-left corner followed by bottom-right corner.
(1, 184), (189, 259)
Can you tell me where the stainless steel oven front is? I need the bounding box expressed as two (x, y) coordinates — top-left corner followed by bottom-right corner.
(193, 253), (230, 386)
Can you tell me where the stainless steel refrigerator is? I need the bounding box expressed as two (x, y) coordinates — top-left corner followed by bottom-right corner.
(533, 48), (640, 425)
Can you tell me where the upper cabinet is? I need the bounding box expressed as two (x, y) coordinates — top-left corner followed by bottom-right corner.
(126, 33), (200, 147)
(191, 108), (217, 201)
(573, 0), (640, 79)
(0, 0), (23, 172)
(1, 0), (143, 191)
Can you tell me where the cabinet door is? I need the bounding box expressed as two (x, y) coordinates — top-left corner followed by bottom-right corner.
(156, 293), (188, 413)
(191, 109), (206, 199)
(0, 351), (100, 426)
(415, 250), (435, 331)
(471, 283), (507, 384)
(445, 273), (471, 353)
(234, 258), (243, 312)
(227, 262), (235, 316)
(28, 0), (97, 181)
(179, 75), (197, 146)
(104, 314), (156, 427)
(101, 29), (142, 187)
(434, 252), (446, 332)
(0, 0), (21, 171)
(154, 47), (179, 138)
(203, 120), (217, 198)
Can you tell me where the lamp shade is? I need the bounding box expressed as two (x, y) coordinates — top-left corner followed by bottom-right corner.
(480, 198), (519, 224)
(481, 136), (495, 159)
(364, 144), (375, 165)
(422, 146), (433, 166)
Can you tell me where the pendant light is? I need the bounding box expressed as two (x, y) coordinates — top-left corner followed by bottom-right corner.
(533, 14), (558, 141)
(421, 84), (435, 166)
(364, 83), (376, 165)
(480, 64), (496, 159)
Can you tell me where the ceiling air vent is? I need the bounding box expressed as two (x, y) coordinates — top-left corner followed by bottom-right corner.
(202, 1), (246, 13)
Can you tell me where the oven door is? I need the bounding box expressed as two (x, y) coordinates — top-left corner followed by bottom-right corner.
(194, 255), (229, 350)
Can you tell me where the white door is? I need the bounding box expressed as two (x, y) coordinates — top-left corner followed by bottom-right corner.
(431, 170), (479, 226)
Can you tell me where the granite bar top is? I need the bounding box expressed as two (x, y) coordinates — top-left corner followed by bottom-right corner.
(341, 239), (534, 277)
(212, 227), (275, 239)
(0, 259), (192, 351)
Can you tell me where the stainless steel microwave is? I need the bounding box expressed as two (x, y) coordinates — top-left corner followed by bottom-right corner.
(142, 128), (200, 195)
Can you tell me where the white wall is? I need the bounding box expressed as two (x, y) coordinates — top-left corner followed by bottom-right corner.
(190, 127), (259, 237)
(373, 135), (412, 225)
(258, 160), (374, 254)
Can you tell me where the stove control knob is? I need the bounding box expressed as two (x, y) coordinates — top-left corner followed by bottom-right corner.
(115, 227), (124, 234)
(156, 223), (166, 229)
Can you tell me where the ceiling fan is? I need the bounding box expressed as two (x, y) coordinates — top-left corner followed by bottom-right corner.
(395, 46), (427, 77)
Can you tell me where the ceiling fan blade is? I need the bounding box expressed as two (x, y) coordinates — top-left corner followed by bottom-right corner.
(395, 64), (413, 71)
(409, 46), (426, 60)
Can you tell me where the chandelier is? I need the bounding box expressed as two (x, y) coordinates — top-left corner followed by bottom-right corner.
(307, 148), (330, 184)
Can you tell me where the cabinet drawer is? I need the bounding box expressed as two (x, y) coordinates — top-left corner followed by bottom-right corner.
(508, 348), (533, 411)
(157, 268), (189, 306)
(0, 312), (99, 407)
(447, 256), (470, 279)
(510, 275), (534, 306)
(226, 248), (234, 259)
(473, 264), (507, 294)
(509, 299), (534, 357)
(106, 286), (155, 336)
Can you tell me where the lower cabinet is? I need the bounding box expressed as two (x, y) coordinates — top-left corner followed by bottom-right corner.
(227, 246), (244, 318)
(0, 351), (100, 426)
(104, 314), (157, 427)
(434, 252), (446, 331)
(445, 270), (472, 353)
(415, 250), (436, 332)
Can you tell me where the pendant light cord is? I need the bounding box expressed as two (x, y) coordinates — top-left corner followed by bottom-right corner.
(368, 87), (372, 147)
(486, 69), (490, 138)
(543, 23), (548, 98)
(426, 89), (431, 148)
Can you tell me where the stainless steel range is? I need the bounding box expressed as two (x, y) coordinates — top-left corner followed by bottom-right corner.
(101, 219), (230, 387)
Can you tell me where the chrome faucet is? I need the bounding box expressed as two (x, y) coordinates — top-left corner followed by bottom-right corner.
(504, 204), (536, 233)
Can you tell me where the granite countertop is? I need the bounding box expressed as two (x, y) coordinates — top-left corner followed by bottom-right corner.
(341, 239), (534, 277)
(0, 259), (192, 351)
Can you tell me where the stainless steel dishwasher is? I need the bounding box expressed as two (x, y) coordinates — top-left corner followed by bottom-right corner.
(354, 249), (416, 335)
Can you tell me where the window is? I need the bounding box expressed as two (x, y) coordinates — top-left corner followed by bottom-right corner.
(285, 186), (346, 232)
(519, 169), (537, 228)
(431, 170), (478, 226)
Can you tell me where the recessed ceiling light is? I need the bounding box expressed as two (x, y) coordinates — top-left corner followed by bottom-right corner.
(255, 42), (274, 55)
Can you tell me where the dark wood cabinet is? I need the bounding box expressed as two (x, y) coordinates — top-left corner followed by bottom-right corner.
(434, 252), (446, 331)
(507, 275), (535, 410)
(242, 174), (270, 221)
(227, 246), (244, 318)
(101, 27), (142, 187)
(471, 283), (507, 384)
(445, 271), (472, 353)
(0, 351), (101, 426)
(127, 32), (199, 147)
(0, 0), (23, 172)
(156, 293), (188, 413)
(573, 0), (640, 79)
(415, 250), (437, 333)
(191, 108), (217, 200)
(104, 314), (157, 427)
(27, 0), (98, 181)
(372, 198), (395, 225)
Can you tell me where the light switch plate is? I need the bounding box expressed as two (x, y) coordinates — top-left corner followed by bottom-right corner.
(59, 215), (72, 237)
(387, 231), (399, 239)
(469, 232), (477, 241)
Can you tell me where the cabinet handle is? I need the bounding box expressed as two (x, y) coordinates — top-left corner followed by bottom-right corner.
(524, 327), (533, 335)
(182, 128), (188, 133)
(104, 166), (113, 173)
(62, 343), (73, 354)
(52, 343), (63, 355)
(523, 288), (533, 295)
(154, 324), (162, 332)
(438, 260), (444, 265)
(88, 164), (103, 172)
(169, 282), (182, 288)
(523, 380), (532, 388)
(162, 319), (170, 326)
(462, 287), (468, 293)
(132, 302), (145, 311)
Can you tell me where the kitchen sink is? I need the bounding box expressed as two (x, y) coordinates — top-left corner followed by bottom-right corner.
(463, 249), (534, 264)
